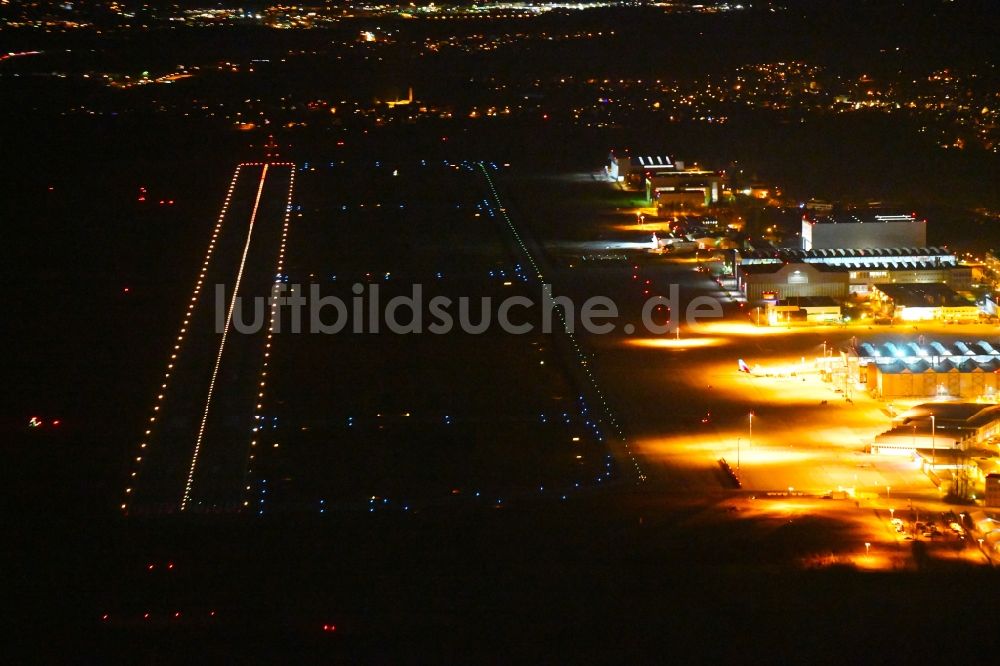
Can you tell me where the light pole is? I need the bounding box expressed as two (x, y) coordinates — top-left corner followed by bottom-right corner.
(748, 411), (754, 448)
(889, 507), (895, 520)
(886, 485), (891, 501)
(736, 437), (741, 473)
(864, 542), (871, 556)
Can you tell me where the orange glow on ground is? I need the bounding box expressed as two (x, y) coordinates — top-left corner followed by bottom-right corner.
(625, 336), (725, 350)
(611, 222), (672, 233)
(692, 321), (845, 337)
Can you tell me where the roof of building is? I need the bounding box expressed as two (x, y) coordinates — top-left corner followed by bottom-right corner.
(739, 247), (952, 261)
(875, 425), (963, 442)
(613, 154), (676, 169)
(876, 357), (1000, 374)
(632, 155), (673, 167)
(856, 340), (1000, 360)
(738, 262), (848, 276)
(896, 402), (1000, 425)
(841, 260), (957, 270)
(648, 169), (719, 179)
(872, 282), (972, 307)
(804, 212), (925, 225)
(739, 260), (957, 276)
(775, 296), (840, 308)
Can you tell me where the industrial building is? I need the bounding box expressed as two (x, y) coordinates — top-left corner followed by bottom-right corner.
(801, 213), (926, 250)
(870, 283), (980, 322)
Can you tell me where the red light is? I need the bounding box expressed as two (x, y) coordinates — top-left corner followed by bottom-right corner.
(168, 200), (174, 205)
(167, 562), (174, 570)
(102, 614), (109, 622)
(323, 624), (336, 632)
(147, 564), (154, 571)
(174, 612), (181, 618)
(123, 287), (130, 293)
(52, 420), (61, 426)
(144, 613), (150, 620)
(209, 611), (216, 617)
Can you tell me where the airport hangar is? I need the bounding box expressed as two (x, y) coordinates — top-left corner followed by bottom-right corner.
(606, 152), (722, 206)
(801, 212), (927, 250)
(735, 247), (971, 302)
(848, 340), (1000, 400)
(608, 153), (682, 186)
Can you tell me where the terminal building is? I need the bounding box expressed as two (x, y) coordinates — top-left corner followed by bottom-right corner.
(801, 213), (927, 250)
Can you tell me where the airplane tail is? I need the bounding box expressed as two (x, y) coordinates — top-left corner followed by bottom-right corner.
(738, 359), (751, 373)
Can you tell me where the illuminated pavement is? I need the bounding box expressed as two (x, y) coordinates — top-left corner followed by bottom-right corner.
(123, 158), (996, 568)
(126, 163), (295, 513)
(503, 172), (992, 533)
